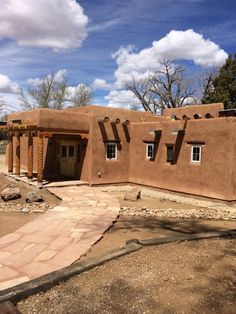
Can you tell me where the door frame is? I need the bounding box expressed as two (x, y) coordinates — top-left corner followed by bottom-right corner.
(59, 140), (76, 178)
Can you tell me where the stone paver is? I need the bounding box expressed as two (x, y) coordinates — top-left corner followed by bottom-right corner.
(0, 186), (120, 291)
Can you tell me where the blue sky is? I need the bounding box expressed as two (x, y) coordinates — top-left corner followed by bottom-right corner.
(0, 0), (235, 112)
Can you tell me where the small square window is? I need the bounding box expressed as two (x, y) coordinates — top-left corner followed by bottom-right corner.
(106, 143), (117, 160)
(167, 145), (174, 163)
(191, 145), (201, 163)
(146, 143), (154, 159)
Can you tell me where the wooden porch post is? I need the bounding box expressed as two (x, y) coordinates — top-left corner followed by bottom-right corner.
(37, 135), (44, 184)
(8, 135), (13, 173)
(27, 133), (33, 179)
(15, 133), (20, 176)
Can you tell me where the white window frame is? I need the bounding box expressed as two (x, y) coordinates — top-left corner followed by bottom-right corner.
(191, 145), (201, 163)
(105, 143), (117, 160)
(146, 143), (154, 159)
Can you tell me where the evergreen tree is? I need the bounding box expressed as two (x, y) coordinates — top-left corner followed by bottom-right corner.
(202, 54), (236, 108)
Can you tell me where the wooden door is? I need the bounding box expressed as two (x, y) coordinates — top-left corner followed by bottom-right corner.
(60, 142), (75, 177)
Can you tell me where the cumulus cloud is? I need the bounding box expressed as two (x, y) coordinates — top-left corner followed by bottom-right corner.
(112, 29), (228, 88)
(54, 69), (68, 82)
(0, 0), (88, 51)
(91, 79), (113, 91)
(0, 93), (22, 115)
(27, 69), (68, 86)
(105, 29), (228, 107)
(0, 74), (20, 94)
(105, 90), (142, 109)
(67, 84), (91, 98)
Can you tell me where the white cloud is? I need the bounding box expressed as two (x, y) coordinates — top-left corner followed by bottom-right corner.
(0, 93), (22, 116)
(27, 69), (68, 86)
(53, 69), (68, 82)
(112, 29), (228, 88)
(91, 79), (113, 91)
(0, 74), (20, 94)
(67, 83), (92, 99)
(0, 0), (88, 51)
(105, 90), (142, 109)
(105, 29), (228, 107)
(88, 19), (121, 32)
(153, 29), (228, 66)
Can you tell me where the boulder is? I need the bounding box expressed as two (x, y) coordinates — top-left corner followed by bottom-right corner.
(26, 191), (44, 203)
(0, 301), (21, 314)
(124, 187), (141, 201)
(21, 207), (31, 213)
(1, 187), (21, 201)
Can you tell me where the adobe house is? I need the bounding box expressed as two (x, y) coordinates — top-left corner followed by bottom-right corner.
(3, 102), (236, 201)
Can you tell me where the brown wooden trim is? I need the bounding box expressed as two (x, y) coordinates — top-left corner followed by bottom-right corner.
(27, 134), (33, 179)
(103, 139), (121, 143)
(8, 136), (13, 173)
(37, 136), (44, 182)
(40, 131), (89, 138)
(143, 140), (155, 143)
(15, 134), (20, 176)
(186, 141), (205, 145)
(0, 125), (89, 135)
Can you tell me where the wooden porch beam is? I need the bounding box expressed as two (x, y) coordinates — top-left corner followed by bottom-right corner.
(8, 135), (13, 173)
(27, 133), (33, 179)
(15, 133), (20, 176)
(37, 135), (44, 184)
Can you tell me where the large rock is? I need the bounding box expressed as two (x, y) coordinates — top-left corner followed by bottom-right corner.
(26, 191), (44, 203)
(124, 187), (141, 201)
(0, 301), (21, 314)
(1, 187), (21, 201)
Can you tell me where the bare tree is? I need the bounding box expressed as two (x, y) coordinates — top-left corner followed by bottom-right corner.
(127, 77), (160, 114)
(200, 68), (219, 104)
(127, 59), (196, 114)
(70, 84), (92, 107)
(0, 97), (6, 112)
(28, 74), (54, 108)
(130, 103), (140, 111)
(0, 96), (20, 117)
(19, 73), (68, 110)
(51, 80), (68, 110)
(18, 89), (34, 110)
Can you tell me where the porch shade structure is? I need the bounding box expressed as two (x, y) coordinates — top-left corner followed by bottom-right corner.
(0, 123), (89, 184)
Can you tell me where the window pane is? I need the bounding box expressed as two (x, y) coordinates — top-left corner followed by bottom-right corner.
(62, 145), (67, 158)
(69, 145), (74, 158)
(106, 143), (116, 159)
(167, 146), (174, 162)
(192, 146), (201, 162)
(147, 144), (154, 158)
(77, 143), (81, 162)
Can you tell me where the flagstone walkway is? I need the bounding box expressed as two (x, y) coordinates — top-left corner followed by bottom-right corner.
(0, 186), (120, 291)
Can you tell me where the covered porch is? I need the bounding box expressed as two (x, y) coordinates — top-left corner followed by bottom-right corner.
(1, 124), (89, 186)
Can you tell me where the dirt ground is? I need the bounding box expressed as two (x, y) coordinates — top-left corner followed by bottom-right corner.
(80, 214), (236, 261)
(17, 237), (236, 314)
(0, 165), (235, 313)
(0, 211), (42, 237)
(0, 173), (59, 206)
(0, 173), (60, 237)
(112, 191), (204, 210)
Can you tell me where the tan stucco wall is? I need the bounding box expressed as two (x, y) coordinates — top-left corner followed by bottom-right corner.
(8, 109), (90, 133)
(163, 103), (224, 119)
(129, 117), (234, 200)
(7, 104), (236, 200)
(88, 108), (143, 184)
